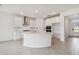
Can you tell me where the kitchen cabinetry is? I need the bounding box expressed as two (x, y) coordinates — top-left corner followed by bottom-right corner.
(14, 27), (23, 40)
(45, 17), (60, 39)
(14, 16), (23, 27)
(13, 16), (23, 40)
(45, 17), (60, 26)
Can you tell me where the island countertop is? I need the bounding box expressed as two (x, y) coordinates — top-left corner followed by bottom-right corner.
(23, 32), (52, 48)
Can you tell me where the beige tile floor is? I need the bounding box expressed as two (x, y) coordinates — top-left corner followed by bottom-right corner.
(0, 37), (79, 55)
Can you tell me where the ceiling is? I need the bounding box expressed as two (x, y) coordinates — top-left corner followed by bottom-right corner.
(0, 4), (79, 18)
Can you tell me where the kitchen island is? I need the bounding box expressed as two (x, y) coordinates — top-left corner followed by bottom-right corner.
(23, 32), (52, 48)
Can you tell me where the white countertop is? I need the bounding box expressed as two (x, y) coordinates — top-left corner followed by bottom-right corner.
(23, 31), (51, 34)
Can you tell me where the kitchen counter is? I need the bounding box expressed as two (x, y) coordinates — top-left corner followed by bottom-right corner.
(23, 32), (52, 48)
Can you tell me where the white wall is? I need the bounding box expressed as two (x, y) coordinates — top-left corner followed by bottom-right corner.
(0, 12), (24, 41)
(68, 19), (73, 36)
(64, 17), (70, 38)
(63, 8), (79, 16)
(0, 12), (14, 41)
(60, 14), (65, 41)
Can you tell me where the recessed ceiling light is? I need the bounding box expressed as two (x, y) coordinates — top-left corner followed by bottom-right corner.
(35, 10), (39, 13)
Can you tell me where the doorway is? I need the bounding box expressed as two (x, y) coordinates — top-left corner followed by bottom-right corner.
(65, 14), (79, 37)
(70, 19), (79, 36)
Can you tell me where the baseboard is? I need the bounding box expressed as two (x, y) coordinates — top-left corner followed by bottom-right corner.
(0, 39), (14, 43)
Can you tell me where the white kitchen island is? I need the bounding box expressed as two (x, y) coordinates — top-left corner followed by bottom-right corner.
(23, 32), (52, 48)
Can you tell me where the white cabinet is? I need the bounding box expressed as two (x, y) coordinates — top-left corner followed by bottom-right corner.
(14, 28), (23, 40)
(23, 32), (51, 48)
(13, 16), (23, 40)
(14, 16), (23, 27)
(45, 17), (60, 26)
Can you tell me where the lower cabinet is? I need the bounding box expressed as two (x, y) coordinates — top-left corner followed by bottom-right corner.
(14, 28), (23, 40)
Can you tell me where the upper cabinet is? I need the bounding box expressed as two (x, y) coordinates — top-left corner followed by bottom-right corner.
(45, 17), (60, 26)
(14, 16), (23, 27)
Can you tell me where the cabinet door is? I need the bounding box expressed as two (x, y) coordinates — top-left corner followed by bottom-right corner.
(14, 16), (23, 27)
(14, 29), (23, 40)
(13, 16), (23, 40)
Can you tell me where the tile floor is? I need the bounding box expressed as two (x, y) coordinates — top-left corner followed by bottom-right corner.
(0, 37), (79, 55)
